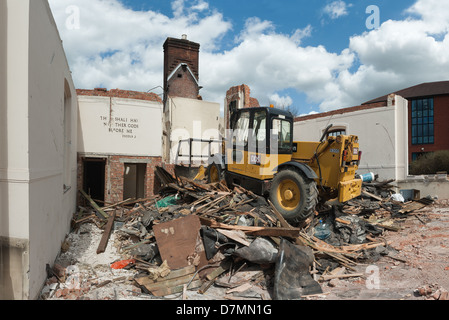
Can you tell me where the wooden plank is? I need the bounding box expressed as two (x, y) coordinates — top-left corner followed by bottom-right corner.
(195, 194), (229, 212)
(96, 210), (116, 254)
(216, 228), (250, 246)
(199, 216), (301, 238)
(361, 190), (383, 201)
(335, 217), (352, 225)
(399, 201), (427, 213)
(150, 279), (203, 297)
(167, 183), (203, 199)
(135, 267), (202, 297)
(143, 273), (199, 291)
(319, 273), (365, 281)
(206, 260), (232, 281)
(101, 197), (133, 210)
(79, 189), (109, 219)
(268, 199), (293, 228)
(134, 265), (196, 287)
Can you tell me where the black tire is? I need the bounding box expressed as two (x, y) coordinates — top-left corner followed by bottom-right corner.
(269, 168), (318, 223)
(207, 162), (222, 183)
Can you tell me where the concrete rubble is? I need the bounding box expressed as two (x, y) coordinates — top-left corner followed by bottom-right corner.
(39, 167), (449, 300)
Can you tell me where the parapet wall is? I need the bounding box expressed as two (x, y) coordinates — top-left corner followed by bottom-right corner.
(395, 174), (449, 200)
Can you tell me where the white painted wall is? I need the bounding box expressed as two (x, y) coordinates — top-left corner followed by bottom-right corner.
(0, 0), (31, 241)
(165, 97), (221, 165)
(294, 95), (409, 181)
(77, 96), (163, 156)
(0, 0), (31, 300)
(0, 0), (78, 300)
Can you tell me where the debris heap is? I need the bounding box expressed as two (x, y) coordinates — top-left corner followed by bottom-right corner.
(42, 168), (439, 300)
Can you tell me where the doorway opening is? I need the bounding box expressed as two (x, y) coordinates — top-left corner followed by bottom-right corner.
(123, 163), (146, 200)
(83, 158), (106, 203)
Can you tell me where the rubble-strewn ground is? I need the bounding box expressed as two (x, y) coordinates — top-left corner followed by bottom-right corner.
(40, 199), (449, 301)
(322, 199), (449, 300)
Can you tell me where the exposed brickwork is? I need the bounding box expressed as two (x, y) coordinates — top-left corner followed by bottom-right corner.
(76, 88), (162, 103)
(163, 37), (200, 101)
(163, 37), (200, 79)
(166, 66), (200, 100)
(249, 97), (260, 108)
(294, 101), (388, 122)
(225, 84), (260, 108)
(224, 84), (260, 127)
(77, 155), (175, 205)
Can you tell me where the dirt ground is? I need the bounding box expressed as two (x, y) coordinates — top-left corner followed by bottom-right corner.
(39, 199), (449, 301)
(321, 199), (449, 300)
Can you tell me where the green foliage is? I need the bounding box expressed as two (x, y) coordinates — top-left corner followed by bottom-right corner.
(410, 150), (449, 175)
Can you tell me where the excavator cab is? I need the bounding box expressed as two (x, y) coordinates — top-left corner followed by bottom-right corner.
(207, 106), (362, 224)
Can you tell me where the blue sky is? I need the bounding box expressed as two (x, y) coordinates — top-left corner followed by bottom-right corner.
(49, 0), (449, 116)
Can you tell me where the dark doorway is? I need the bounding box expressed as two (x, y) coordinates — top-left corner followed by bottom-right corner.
(123, 163), (146, 200)
(83, 158), (106, 202)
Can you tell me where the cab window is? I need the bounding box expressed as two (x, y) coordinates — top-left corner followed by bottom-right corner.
(272, 118), (292, 153)
(253, 111), (267, 144)
(233, 111), (250, 148)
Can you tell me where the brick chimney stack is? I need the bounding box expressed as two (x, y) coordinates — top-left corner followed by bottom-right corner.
(163, 35), (200, 102)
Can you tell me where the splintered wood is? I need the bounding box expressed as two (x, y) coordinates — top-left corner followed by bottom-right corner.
(134, 265), (201, 297)
(74, 166), (438, 299)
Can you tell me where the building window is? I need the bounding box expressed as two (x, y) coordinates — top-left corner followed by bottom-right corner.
(411, 98), (434, 145)
(327, 129), (346, 137)
(412, 152), (428, 162)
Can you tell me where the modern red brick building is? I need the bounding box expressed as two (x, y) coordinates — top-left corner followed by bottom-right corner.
(363, 81), (449, 163)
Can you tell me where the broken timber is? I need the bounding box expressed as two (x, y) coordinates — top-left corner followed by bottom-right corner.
(96, 210), (116, 254)
(399, 197), (435, 214)
(134, 265), (201, 297)
(199, 216), (301, 238)
(79, 189), (109, 219)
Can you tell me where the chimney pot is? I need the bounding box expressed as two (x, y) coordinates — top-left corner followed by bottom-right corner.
(182, 34), (187, 40)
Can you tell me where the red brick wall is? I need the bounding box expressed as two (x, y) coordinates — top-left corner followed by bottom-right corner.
(76, 88), (162, 103)
(166, 67), (200, 99)
(77, 155), (176, 205)
(294, 101), (387, 122)
(224, 84), (260, 128)
(163, 38), (200, 79)
(408, 95), (449, 162)
(225, 84), (260, 108)
(163, 37), (200, 100)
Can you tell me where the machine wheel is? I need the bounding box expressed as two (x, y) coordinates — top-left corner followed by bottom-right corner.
(207, 162), (222, 183)
(269, 168), (318, 223)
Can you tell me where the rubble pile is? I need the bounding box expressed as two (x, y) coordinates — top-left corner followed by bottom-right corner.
(41, 167), (443, 300)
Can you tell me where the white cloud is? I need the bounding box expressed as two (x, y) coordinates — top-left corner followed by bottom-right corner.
(290, 25), (312, 45)
(49, 0), (449, 114)
(269, 94), (293, 108)
(298, 110), (318, 117)
(49, 0), (231, 92)
(235, 17), (275, 42)
(406, 0), (449, 34)
(342, 0), (449, 106)
(323, 1), (351, 20)
(199, 24), (354, 109)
